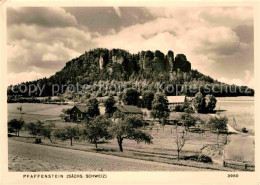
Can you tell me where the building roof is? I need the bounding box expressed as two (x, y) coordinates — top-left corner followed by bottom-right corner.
(114, 105), (143, 114)
(73, 105), (88, 112)
(167, 96), (186, 104)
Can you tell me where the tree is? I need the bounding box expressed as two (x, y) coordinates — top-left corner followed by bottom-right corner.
(8, 119), (25, 136)
(104, 95), (116, 117)
(142, 90), (155, 110)
(150, 111), (156, 123)
(205, 94), (217, 112)
(112, 111), (125, 121)
(17, 106), (23, 114)
(122, 88), (140, 106)
(82, 115), (112, 149)
(41, 123), (56, 143)
(208, 116), (228, 142)
(86, 98), (100, 118)
(192, 93), (217, 113)
(109, 115), (153, 152)
(197, 119), (206, 137)
(175, 135), (185, 161)
(25, 122), (37, 138)
(192, 92), (205, 113)
(151, 93), (170, 124)
(208, 116), (228, 132)
(60, 108), (72, 122)
(178, 108), (197, 131)
(54, 125), (80, 146)
(26, 121), (44, 138)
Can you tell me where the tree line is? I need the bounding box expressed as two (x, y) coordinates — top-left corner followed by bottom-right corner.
(8, 114), (153, 152)
(8, 110), (228, 160)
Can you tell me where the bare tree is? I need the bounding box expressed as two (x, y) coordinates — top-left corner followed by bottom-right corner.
(175, 135), (185, 161)
(174, 124), (178, 133)
(17, 106), (22, 114)
(197, 119), (206, 138)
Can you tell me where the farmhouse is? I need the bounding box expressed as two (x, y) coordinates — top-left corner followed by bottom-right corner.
(167, 96), (187, 109)
(69, 105), (88, 121)
(112, 105), (143, 115)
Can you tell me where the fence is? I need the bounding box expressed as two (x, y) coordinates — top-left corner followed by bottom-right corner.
(223, 160), (255, 171)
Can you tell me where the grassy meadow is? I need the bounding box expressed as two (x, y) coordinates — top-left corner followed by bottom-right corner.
(7, 96), (254, 171)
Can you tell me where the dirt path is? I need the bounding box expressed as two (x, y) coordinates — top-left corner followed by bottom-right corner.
(8, 140), (200, 171)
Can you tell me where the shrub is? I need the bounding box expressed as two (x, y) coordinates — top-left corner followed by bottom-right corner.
(242, 127), (248, 133)
(35, 138), (42, 144)
(104, 95), (116, 117)
(8, 119), (25, 136)
(60, 108), (72, 122)
(26, 121), (44, 138)
(181, 155), (199, 161)
(174, 105), (182, 112)
(197, 154), (213, 163)
(142, 90), (155, 110)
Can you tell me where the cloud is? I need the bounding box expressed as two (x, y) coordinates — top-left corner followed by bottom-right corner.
(218, 70), (254, 88)
(7, 7), (254, 87)
(7, 22), (95, 80)
(94, 7), (253, 84)
(147, 7), (253, 27)
(8, 69), (52, 85)
(7, 7), (99, 85)
(199, 7), (253, 27)
(8, 39), (81, 75)
(7, 7), (78, 27)
(42, 53), (61, 62)
(64, 7), (155, 35)
(8, 24), (93, 52)
(184, 26), (244, 57)
(244, 69), (255, 88)
(233, 24), (254, 43)
(42, 42), (81, 62)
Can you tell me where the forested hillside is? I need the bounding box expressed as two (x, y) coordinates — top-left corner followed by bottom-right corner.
(7, 48), (254, 97)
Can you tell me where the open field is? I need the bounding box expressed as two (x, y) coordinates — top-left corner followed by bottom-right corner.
(216, 97), (254, 133)
(8, 103), (106, 122)
(10, 122), (230, 171)
(9, 139), (202, 171)
(7, 96), (254, 171)
(8, 103), (73, 122)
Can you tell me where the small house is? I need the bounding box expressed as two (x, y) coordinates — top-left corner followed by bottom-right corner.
(167, 96), (187, 109)
(69, 105), (88, 121)
(112, 105), (143, 116)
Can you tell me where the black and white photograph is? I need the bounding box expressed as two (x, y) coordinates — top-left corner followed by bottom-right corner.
(1, 1), (260, 184)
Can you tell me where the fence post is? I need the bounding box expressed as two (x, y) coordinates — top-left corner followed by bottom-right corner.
(245, 164), (247, 170)
(223, 161), (226, 167)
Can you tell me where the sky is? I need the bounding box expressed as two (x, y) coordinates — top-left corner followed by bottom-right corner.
(7, 7), (254, 87)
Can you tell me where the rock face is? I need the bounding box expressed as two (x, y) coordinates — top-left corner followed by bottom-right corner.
(137, 50), (191, 73)
(67, 48), (191, 81)
(99, 56), (104, 70)
(173, 54), (191, 72)
(139, 50), (153, 70)
(112, 55), (124, 64)
(167, 50), (174, 72)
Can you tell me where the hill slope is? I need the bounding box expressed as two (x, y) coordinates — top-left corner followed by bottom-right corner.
(7, 48), (254, 97)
